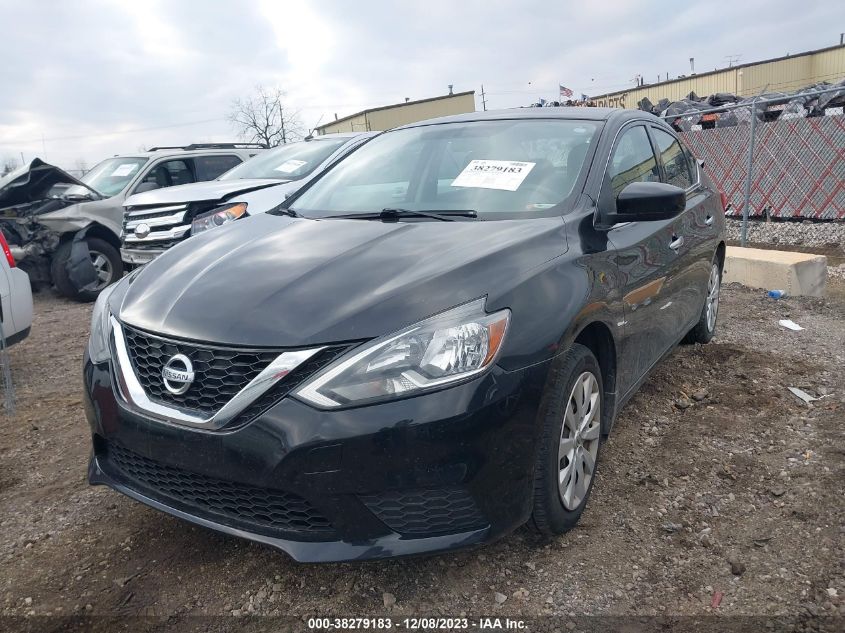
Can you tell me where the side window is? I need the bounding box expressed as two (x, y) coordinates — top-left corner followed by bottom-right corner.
(682, 144), (699, 183)
(137, 159), (195, 192)
(652, 128), (694, 190)
(607, 125), (659, 197)
(195, 154), (243, 181)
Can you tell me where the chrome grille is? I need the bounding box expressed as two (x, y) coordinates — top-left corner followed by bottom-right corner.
(123, 203), (190, 251)
(122, 325), (281, 415)
(119, 323), (351, 423)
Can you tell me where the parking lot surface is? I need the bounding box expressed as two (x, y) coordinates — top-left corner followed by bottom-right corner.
(1, 283), (843, 628)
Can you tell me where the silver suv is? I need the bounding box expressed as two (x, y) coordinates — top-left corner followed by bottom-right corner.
(0, 144), (263, 301)
(121, 133), (376, 266)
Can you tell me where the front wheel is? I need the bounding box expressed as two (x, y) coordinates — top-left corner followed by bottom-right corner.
(531, 343), (603, 535)
(52, 237), (123, 302)
(684, 258), (721, 344)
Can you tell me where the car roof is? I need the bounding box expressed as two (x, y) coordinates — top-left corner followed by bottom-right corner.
(395, 107), (653, 130)
(315, 131), (379, 140)
(121, 133), (375, 159)
(108, 148), (259, 160)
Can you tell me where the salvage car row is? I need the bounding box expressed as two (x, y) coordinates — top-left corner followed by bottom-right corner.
(0, 133), (374, 301)
(2, 107), (727, 560)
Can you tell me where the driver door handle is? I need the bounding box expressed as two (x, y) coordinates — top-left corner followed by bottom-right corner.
(705, 215), (714, 226)
(669, 235), (684, 252)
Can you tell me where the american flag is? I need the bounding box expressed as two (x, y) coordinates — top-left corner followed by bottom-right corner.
(559, 85), (573, 98)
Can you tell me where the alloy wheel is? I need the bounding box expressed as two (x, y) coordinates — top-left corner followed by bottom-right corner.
(89, 250), (113, 291)
(705, 263), (720, 332)
(558, 371), (601, 510)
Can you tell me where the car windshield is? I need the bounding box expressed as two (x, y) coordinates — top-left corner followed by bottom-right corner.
(290, 119), (600, 219)
(65, 157), (148, 198)
(219, 138), (348, 181)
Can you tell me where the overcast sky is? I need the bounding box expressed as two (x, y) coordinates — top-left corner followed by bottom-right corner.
(0, 0), (841, 170)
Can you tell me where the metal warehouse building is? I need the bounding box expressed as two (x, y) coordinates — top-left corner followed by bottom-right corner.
(591, 44), (845, 109)
(315, 91), (476, 134)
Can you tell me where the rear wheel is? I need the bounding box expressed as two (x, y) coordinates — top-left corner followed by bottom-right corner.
(684, 259), (721, 344)
(531, 344), (603, 535)
(51, 237), (123, 302)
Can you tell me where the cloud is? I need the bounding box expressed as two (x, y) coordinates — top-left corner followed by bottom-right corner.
(0, 0), (840, 168)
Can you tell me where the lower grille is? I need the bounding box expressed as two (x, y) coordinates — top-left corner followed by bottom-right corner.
(105, 442), (337, 539)
(360, 488), (487, 537)
(123, 241), (180, 252)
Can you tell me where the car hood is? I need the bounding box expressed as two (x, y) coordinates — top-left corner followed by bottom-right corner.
(0, 158), (91, 211)
(124, 178), (287, 207)
(117, 213), (568, 347)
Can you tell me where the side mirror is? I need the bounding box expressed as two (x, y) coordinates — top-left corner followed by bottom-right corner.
(134, 182), (160, 194)
(608, 181), (686, 224)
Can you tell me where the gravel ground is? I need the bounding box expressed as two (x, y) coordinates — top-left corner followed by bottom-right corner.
(1, 283), (843, 632)
(725, 218), (845, 252)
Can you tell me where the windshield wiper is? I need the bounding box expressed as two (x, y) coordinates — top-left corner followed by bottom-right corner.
(271, 206), (298, 218)
(333, 208), (478, 222)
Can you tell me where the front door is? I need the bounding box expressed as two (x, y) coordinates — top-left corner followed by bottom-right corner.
(648, 126), (714, 331)
(602, 124), (687, 394)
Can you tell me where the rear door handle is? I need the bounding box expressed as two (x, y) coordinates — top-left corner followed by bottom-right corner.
(669, 235), (684, 252)
(705, 215), (714, 226)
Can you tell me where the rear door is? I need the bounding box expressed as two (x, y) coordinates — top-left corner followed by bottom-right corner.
(648, 125), (714, 330)
(603, 123), (687, 394)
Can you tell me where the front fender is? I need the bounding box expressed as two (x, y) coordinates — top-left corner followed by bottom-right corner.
(489, 210), (623, 376)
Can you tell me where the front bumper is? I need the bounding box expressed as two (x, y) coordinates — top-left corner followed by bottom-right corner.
(84, 353), (549, 562)
(120, 247), (164, 266)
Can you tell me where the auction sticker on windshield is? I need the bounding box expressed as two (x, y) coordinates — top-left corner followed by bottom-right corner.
(451, 160), (535, 191)
(111, 164), (139, 177)
(275, 159), (308, 174)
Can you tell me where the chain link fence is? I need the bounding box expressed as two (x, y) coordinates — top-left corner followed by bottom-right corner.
(659, 86), (845, 245)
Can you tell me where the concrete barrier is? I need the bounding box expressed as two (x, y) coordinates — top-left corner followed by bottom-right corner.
(723, 246), (827, 297)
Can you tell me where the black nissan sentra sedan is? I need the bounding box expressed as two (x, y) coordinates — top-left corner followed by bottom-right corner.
(84, 108), (725, 562)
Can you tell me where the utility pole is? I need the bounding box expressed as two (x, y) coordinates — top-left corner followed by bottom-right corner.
(480, 85), (487, 111)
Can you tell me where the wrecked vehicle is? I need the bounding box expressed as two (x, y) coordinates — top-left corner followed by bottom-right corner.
(0, 159), (105, 300)
(0, 144), (264, 301)
(121, 133), (377, 266)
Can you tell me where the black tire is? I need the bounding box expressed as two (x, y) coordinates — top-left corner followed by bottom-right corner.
(51, 237), (123, 302)
(683, 257), (722, 345)
(530, 343), (604, 535)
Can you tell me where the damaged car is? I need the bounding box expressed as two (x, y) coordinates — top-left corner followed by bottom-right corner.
(0, 144), (263, 301)
(0, 159), (108, 301)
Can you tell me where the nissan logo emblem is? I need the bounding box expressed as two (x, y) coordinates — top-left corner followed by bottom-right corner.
(162, 354), (195, 395)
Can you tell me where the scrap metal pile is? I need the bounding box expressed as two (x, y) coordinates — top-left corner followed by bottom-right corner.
(637, 78), (845, 132)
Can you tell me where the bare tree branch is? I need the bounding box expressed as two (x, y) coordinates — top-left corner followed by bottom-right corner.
(227, 85), (303, 147)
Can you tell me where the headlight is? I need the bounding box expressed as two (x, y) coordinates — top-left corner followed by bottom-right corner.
(88, 283), (118, 363)
(295, 299), (510, 408)
(191, 202), (248, 235)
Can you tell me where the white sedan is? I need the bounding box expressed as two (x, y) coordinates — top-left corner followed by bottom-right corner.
(0, 231), (32, 347)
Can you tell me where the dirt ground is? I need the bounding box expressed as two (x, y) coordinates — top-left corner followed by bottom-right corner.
(1, 282), (843, 631)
